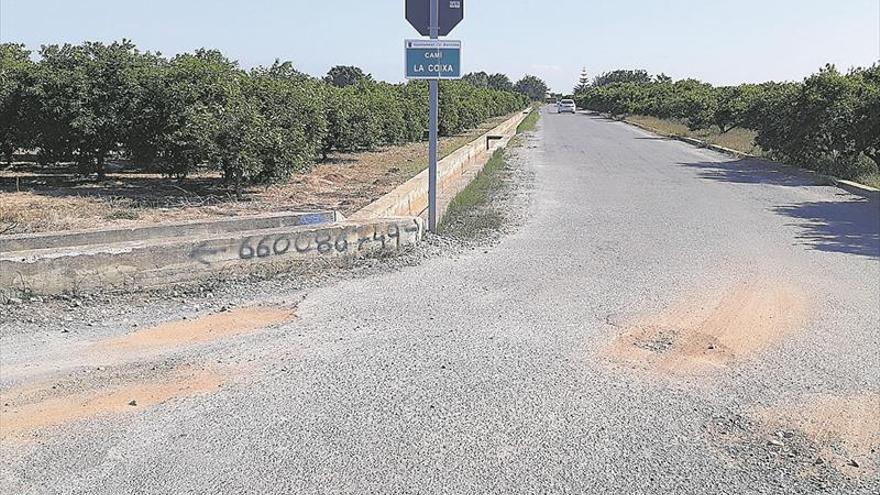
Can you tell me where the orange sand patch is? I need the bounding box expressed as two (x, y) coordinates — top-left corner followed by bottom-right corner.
(97, 305), (294, 353)
(0, 368), (223, 441)
(755, 393), (880, 475)
(604, 278), (808, 375)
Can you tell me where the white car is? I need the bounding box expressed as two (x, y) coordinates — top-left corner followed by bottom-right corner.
(558, 99), (576, 113)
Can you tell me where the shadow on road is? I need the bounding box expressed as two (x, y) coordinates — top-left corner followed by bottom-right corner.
(772, 200), (879, 258)
(678, 159), (820, 188)
(679, 159), (880, 259)
(582, 113), (616, 122)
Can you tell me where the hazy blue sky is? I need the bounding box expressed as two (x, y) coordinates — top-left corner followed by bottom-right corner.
(1, 0), (878, 92)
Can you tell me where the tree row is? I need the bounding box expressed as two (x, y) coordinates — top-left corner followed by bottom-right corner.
(575, 66), (879, 180)
(0, 41), (534, 190)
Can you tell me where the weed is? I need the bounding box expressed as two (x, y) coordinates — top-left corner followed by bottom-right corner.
(516, 107), (541, 134)
(439, 149), (508, 238)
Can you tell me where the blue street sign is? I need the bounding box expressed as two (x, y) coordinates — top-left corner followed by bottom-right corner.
(404, 39), (461, 79)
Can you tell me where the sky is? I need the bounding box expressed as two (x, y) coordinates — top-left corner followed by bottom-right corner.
(1, 0), (878, 92)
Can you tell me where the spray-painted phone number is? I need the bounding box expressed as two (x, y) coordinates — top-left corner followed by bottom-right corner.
(238, 221), (419, 260)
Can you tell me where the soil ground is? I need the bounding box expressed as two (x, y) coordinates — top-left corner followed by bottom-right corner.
(0, 114), (512, 235)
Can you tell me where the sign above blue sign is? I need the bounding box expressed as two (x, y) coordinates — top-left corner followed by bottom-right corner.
(405, 0), (464, 37)
(404, 39), (461, 80)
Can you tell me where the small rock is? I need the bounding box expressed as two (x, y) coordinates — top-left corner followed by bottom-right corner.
(707, 344), (715, 350)
(768, 439), (784, 447)
(813, 457), (824, 465)
(847, 459), (860, 468)
(128, 400), (137, 406)
(61, 328), (70, 334)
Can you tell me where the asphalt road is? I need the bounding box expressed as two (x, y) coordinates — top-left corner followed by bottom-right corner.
(2, 107), (879, 494)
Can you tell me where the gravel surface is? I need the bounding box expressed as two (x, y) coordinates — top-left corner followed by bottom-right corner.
(2, 107), (878, 494)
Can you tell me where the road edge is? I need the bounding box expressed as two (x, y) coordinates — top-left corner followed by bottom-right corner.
(591, 111), (880, 200)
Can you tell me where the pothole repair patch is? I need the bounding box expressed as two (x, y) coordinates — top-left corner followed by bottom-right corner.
(97, 304), (295, 353)
(602, 278), (808, 375)
(1, 304), (294, 442)
(753, 393), (880, 477)
(0, 367), (225, 442)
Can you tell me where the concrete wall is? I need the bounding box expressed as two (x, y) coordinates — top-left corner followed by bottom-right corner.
(0, 211), (337, 253)
(351, 109), (529, 221)
(1, 217), (423, 296)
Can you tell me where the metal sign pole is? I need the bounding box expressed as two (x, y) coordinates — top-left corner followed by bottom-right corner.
(427, 0), (439, 233)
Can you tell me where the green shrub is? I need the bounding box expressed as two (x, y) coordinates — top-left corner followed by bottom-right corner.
(6, 40), (528, 186)
(575, 65), (880, 181)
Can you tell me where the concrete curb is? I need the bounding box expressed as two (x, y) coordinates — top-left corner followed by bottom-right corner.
(351, 109), (531, 221)
(1, 217), (423, 296)
(0, 210), (337, 253)
(593, 112), (880, 200)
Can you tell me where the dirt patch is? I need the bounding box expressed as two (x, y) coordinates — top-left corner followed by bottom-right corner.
(754, 393), (880, 476)
(0, 367), (224, 441)
(603, 278), (808, 375)
(0, 305), (293, 386)
(97, 305), (294, 353)
(0, 305), (285, 441)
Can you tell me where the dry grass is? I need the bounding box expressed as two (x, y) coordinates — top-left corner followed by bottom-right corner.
(625, 115), (762, 155)
(0, 114), (512, 235)
(624, 115), (880, 189)
(855, 172), (880, 189)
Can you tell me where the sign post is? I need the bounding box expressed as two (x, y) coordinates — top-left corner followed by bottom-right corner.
(404, 0), (464, 234)
(427, 0), (439, 234)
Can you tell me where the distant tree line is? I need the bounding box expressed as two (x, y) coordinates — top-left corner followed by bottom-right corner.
(0, 41), (529, 191)
(574, 66), (880, 180)
(461, 71), (549, 101)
